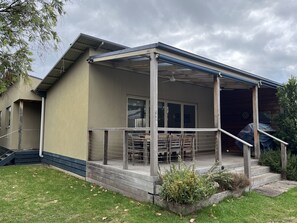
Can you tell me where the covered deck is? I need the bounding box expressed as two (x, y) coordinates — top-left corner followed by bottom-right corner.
(86, 42), (287, 202)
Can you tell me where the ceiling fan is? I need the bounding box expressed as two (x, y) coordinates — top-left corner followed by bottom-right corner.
(161, 73), (192, 83)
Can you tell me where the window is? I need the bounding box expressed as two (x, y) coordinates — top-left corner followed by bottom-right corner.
(128, 98), (146, 127)
(158, 102), (165, 127)
(184, 105), (196, 128)
(6, 106), (11, 128)
(167, 103), (181, 128)
(127, 97), (197, 129)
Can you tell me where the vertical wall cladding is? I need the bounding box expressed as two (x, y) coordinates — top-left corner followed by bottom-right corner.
(43, 51), (90, 161)
(88, 64), (214, 160)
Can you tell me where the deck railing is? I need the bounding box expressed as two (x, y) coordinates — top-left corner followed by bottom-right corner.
(219, 128), (253, 179)
(88, 128), (217, 171)
(257, 129), (288, 179)
(88, 127), (254, 179)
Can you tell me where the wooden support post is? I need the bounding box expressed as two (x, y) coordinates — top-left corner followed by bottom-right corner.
(103, 130), (108, 165)
(18, 100), (24, 150)
(213, 76), (222, 165)
(123, 130), (128, 170)
(281, 143), (287, 179)
(150, 52), (159, 176)
(243, 145), (251, 180)
(88, 130), (93, 161)
(253, 86), (260, 159)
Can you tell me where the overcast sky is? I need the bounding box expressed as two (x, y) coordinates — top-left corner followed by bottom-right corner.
(31, 0), (297, 83)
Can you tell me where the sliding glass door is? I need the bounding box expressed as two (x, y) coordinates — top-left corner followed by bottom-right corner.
(184, 104), (196, 128)
(167, 103), (181, 128)
(127, 97), (197, 129)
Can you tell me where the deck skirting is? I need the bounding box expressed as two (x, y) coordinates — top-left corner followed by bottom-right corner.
(15, 150), (41, 164)
(86, 162), (160, 202)
(42, 152), (86, 177)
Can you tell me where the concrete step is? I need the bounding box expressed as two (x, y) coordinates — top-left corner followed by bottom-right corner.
(251, 172), (281, 189)
(229, 165), (270, 177)
(254, 180), (297, 197)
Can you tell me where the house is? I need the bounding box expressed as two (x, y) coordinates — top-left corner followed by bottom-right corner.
(0, 76), (42, 165)
(32, 33), (287, 202)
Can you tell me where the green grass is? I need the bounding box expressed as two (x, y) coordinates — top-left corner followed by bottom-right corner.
(0, 165), (297, 223)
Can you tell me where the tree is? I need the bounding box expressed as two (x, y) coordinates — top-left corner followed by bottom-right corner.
(276, 76), (297, 153)
(0, 0), (67, 93)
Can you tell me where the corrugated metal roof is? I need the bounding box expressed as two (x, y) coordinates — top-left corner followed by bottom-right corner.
(36, 33), (127, 92)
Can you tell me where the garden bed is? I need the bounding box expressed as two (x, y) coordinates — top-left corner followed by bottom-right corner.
(155, 187), (247, 216)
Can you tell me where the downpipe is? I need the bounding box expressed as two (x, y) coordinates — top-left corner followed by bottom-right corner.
(39, 97), (45, 157)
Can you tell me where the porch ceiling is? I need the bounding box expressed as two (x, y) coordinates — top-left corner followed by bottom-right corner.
(91, 56), (254, 90)
(88, 42), (282, 90)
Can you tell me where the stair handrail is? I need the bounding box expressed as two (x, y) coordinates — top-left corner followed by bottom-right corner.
(220, 128), (253, 180)
(257, 129), (288, 179)
(257, 129), (288, 146)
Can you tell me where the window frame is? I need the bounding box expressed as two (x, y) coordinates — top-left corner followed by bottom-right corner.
(126, 96), (198, 129)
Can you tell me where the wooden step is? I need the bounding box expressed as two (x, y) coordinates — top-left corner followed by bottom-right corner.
(251, 172), (281, 189)
(229, 165), (270, 177)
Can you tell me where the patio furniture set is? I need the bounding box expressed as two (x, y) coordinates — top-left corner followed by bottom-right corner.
(127, 133), (196, 165)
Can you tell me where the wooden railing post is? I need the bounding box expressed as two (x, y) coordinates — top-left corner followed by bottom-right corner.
(123, 130), (128, 169)
(88, 130), (93, 161)
(214, 75), (222, 165)
(281, 143), (287, 179)
(103, 130), (108, 165)
(243, 145), (251, 180)
(253, 86), (260, 159)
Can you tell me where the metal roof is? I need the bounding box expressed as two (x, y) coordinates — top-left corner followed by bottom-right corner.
(37, 34), (282, 93)
(36, 33), (127, 92)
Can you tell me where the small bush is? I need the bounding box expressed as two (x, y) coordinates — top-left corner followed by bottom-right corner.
(206, 169), (250, 191)
(259, 150), (282, 173)
(206, 170), (233, 191)
(231, 173), (250, 191)
(159, 163), (217, 204)
(259, 149), (297, 181)
(287, 153), (297, 181)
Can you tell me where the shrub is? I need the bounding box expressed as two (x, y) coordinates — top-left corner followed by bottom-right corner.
(286, 153), (297, 181)
(259, 150), (282, 173)
(206, 170), (233, 191)
(206, 168), (250, 191)
(159, 163), (217, 204)
(259, 149), (297, 181)
(230, 173), (250, 191)
(276, 76), (297, 153)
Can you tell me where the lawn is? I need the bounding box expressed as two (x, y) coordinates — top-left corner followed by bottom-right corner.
(0, 165), (297, 223)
